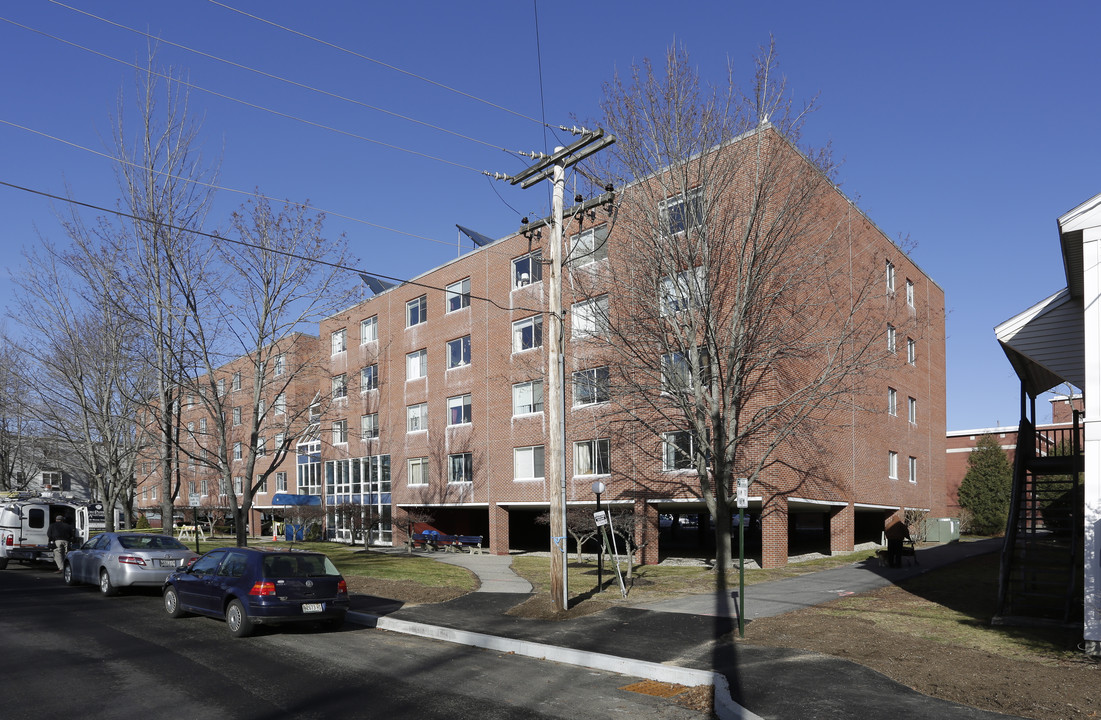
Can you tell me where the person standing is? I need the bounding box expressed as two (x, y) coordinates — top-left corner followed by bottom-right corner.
(884, 517), (912, 569)
(47, 514), (75, 573)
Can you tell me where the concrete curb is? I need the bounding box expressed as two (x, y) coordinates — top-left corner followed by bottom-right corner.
(347, 610), (760, 720)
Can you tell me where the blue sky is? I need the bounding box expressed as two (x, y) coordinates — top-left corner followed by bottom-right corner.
(2, 1), (1098, 431)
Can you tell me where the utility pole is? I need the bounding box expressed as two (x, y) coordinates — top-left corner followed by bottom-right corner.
(505, 128), (615, 611)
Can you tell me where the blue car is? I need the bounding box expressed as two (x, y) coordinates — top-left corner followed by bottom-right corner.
(162, 547), (349, 638)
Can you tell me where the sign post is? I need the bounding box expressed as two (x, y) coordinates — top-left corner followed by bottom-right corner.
(593, 510), (627, 598)
(736, 478), (749, 638)
(188, 493), (201, 553)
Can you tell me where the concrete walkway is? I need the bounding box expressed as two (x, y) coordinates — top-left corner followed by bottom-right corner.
(420, 550), (533, 593)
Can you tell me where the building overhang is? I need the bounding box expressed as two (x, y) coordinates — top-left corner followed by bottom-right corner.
(995, 288), (1084, 396)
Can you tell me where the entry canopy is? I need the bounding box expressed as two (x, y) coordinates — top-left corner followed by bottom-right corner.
(996, 288), (1084, 396)
(271, 493), (321, 506)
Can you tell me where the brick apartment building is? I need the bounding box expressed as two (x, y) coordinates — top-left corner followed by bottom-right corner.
(136, 127), (947, 568)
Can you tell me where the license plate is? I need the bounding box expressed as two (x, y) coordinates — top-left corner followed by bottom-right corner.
(159, 559), (179, 567)
(302, 603), (323, 613)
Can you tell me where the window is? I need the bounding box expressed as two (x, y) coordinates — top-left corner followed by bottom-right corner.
(513, 250), (542, 288)
(332, 419), (348, 445)
(360, 316), (378, 344)
(187, 421), (194, 433)
(274, 353), (286, 377)
(201, 479), (208, 496)
(275, 432), (284, 451)
(886, 260), (896, 293)
(907, 338), (916, 365)
(233, 442), (242, 461)
(199, 418), (207, 433)
(908, 456), (917, 484)
(908, 397), (917, 424)
(408, 457), (429, 486)
(446, 278), (471, 312)
(234, 476), (243, 494)
(258, 398), (265, 417)
(276, 471), (287, 492)
(887, 324), (896, 353)
(217, 378), (226, 397)
(662, 431), (697, 470)
(406, 349), (428, 380)
(361, 413), (379, 440)
(447, 394), (472, 426)
(258, 475), (268, 494)
(571, 296), (607, 338)
(151, 486), (158, 501)
(660, 187), (703, 236)
(514, 446), (545, 480)
(447, 336), (471, 368)
(257, 436), (266, 457)
(332, 374), (347, 399)
(187, 394), (195, 408)
(232, 372), (241, 392)
(573, 439), (610, 476)
(274, 393), (286, 415)
(407, 403), (428, 432)
(331, 328), (347, 354)
(888, 451), (899, 480)
(361, 364), (378, 391)
(661, 266), (705, 314)
(448, 453), (473, 483)
(662, 352), (693, 393)
(573, 367), (609, 405)
(888, 388), (897, 416)
(513, 380), (544, 415)
(188, 482), (195, 496)
(570, 225), (608, 266)
(906, 279), (914, 307)
(512, 315), (543, 352)
(232, 407), (241, 426)
(406, 295), (427, 327)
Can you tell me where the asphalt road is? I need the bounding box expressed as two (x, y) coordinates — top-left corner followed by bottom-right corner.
(0, 562), (706, 719)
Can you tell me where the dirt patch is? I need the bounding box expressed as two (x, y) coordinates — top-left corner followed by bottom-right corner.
(506, 592), (617, 621)
(343, 576), (467, 606)
(741, 592), (1101, 720)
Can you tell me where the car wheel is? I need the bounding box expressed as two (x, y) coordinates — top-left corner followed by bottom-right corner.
(99, 569), (118, 596)
(163, 586), (187, 618)
(225, 599), (254, 638)
(63, 563), (77, 586)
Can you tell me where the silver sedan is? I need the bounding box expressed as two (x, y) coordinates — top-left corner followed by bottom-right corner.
(64, 532), (199, 596)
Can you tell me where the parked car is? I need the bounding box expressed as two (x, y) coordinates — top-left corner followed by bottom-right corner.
(64, 532), (198, 596)
(162, 547), (349, 638)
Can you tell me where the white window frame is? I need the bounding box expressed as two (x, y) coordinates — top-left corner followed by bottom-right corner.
(512, 315), (543, 353)
(257, 475), (267, 495)
(274, 353), (286, 377)
(512, 250), (542, 288)
(408, 457), (429, 486)
(332, 419), (348, 446)
(573, 438), (610, 477)
(406, 349), (428, 380)
(888, 451), (899, 480)
(217, 378), (225, 397)
(234, 476), (243, 494)
(276, 471), (287, 492)
(908, 396), (917, 425)
(361, 364), (378, 391)
(446, 278), (471, 312)
(447, 336), (471, 368)
(360, 316), (378, 344)
(569, 225), (608, 266)
(361, 413), (379, 440)
(908, 456), (917, 484)
(906, 279), (914, 307)
(332, 374), (347, 399)
(407, 403), (428, 433)
(659, 187), (703, 236)
(571, 295), (607, 339)
(274, 393), (286, 415)
(661, 266), (705, 315)
(514, 445), (545, 480)
(233, 442), (242, 461)
(888, 387), (897, 416)
(331, 328), (347, 355)
(573, 367), (609, 406)
(887, 324), (897, 353)
(448, 453), (473, 484)
(199, 418), (207, 433)
(662, 352), (693, 393)
(232, 407), (241, 426)
(886, 260), (896, 293)
(512, 380), (544, 415)
(447, 394), (472, 426)
(907, 338), (916, 365)
(257, 436), (266, 457)
(232, 372), (241, 392)
(662, 431), (696, 471)
(406, 295), (427, 327)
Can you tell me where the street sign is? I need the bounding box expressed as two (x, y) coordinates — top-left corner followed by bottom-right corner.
(188, 493), (200, 507)
(593, 510), (608, 527)
(736, 477), (749, 508)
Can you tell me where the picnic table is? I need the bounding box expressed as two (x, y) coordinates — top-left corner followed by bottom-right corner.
(407, 531), (484, 554)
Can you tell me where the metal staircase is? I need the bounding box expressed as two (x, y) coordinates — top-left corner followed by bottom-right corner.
(994, 414), (1083, 626)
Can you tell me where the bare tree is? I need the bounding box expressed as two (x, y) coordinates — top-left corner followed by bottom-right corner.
(0, 339), (40, 491)
(536, 507), (600, 562)
(584, 43), (902, 579)
(182, 195), (357, 547)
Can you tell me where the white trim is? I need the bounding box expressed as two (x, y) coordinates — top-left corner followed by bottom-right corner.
(786, 497), (848, 507)
(853, 502), (900, 511)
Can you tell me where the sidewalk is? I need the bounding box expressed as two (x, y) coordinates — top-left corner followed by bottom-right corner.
(348, 540), (1019, 720)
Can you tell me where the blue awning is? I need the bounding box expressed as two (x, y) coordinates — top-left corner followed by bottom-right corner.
(271, 494), (321, 506)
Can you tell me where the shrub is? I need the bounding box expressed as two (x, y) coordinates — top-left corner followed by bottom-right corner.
(135, 514), (150, 530)
(957, 435), (1012, 535)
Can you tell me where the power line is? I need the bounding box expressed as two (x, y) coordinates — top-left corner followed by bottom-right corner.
(0, 178), (545, 317)
(207, 0), (552, 129)
(0, 16), (489, 175)
(47, 0), (520, 157)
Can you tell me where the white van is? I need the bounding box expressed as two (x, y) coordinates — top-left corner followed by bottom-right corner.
(0, 492), (101, 569)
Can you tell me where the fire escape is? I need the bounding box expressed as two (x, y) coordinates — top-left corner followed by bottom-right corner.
(994, 404), (1083, 626)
